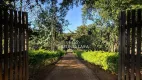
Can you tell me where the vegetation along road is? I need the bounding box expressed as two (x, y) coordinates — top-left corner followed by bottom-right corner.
(44, 53), (99, 80)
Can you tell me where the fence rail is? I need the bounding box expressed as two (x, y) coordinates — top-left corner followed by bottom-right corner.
(0, 8), (28, 80)
(119, 9), (142, 80)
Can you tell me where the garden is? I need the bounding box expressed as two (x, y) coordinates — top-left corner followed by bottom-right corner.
(1, 0), (142, 80)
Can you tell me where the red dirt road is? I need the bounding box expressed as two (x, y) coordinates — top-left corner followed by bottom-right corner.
(44, 53), (99, 80)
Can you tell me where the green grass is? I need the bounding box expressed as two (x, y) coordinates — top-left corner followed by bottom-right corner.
(74, 50), (118, 74)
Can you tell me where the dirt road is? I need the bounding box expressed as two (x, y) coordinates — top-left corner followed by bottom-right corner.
(44, 53), (99, 80)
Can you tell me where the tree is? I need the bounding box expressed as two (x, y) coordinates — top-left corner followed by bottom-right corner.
(29, 0), (68, 50)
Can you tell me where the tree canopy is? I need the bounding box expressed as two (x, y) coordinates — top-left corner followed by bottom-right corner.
(1, 0), (142, 51)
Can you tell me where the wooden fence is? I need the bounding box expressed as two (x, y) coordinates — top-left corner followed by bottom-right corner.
(0, 8), (28, 80)
(119, 9), (142, 80)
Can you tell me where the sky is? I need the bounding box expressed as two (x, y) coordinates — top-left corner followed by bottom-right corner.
(28, 1), (93, 33)
(64, 5), (93, 33)
(64, 5), (83, 33)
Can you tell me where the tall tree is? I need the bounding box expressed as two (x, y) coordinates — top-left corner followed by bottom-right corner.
(29, 0), (68, 50)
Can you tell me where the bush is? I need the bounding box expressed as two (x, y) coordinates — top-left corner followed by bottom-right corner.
(29, 49), (65, 66)
(28, 49), (65, 80)
(73, 50), (84, 58)
(75, 51), (118, 74)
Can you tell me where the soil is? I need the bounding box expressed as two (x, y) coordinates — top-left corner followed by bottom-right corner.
(29, 57), (63, 80)
(44, 53), (99, 80)
(80, 60), (118, 80)
(34, 52), (117, 80)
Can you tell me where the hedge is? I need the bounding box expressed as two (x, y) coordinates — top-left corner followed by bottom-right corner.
(28, 49), (65, 80)
(75, 51), (118, 74)
(29, 49), (65, 66)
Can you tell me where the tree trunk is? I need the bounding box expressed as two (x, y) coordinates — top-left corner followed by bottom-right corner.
(20, 0), (23, 11)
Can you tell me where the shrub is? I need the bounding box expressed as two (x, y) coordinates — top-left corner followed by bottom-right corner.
(29, 49), (65, 66)
(28, 49), (65, 80)
(75, 51), (118, 74)
(73, 50), (84, 58)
